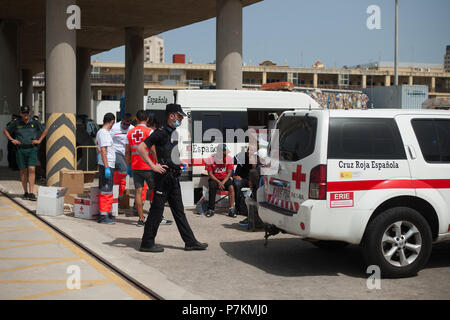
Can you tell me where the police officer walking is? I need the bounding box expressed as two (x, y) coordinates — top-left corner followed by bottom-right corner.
(137, 104), (208, 253)
(3, 106), (48, 200)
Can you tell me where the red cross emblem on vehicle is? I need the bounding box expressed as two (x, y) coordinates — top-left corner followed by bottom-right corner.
(292, 165), (306, 189)
(132, 129), (144, 143)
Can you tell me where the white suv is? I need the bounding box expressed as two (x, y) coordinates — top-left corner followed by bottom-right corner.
(258, 108), (450, 278)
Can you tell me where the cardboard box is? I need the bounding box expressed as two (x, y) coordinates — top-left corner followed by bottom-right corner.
(74, 197), (99, 220)
(111, 185), (119, 217)
(36, 187), (68, 216)
(60, 169), (84, 204)
(84, 172), (95, 183)
(119, 189), (130, 209)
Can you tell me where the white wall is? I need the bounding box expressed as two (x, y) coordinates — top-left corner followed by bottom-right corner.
(95, 97), (148, 124)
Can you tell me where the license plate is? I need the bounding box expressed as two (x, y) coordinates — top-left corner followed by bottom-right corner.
(273, 186), (290, 202)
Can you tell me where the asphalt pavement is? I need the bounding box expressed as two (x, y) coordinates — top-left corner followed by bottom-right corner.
(0, 168), (449, 300)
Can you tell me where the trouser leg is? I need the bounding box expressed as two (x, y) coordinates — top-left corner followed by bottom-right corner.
(141, 190), (165, 248)
(113, 171), (127, 196)
(207, 179), (218, 211)
(234, 178), (249, 216)
(98, 165), (114, 214)
(167, 181), (197, 245)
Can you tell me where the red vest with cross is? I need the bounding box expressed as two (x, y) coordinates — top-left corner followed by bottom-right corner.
(127, 125), (155, 170)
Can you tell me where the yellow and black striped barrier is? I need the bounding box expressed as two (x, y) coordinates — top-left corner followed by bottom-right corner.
(45, 113), (76, 186)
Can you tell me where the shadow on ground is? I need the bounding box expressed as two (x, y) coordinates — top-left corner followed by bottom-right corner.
(220, 238), (450, 279)
(102, 237), (186, 252)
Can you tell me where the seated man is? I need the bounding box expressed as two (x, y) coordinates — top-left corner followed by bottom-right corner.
(233, 148), (254, 226)
(205, 143), (237, 218)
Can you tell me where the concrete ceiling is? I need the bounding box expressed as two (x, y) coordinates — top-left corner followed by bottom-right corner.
(0, 0), (262, 75)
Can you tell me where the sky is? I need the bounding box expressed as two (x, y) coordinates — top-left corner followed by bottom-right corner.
(91, 0), (450, 68)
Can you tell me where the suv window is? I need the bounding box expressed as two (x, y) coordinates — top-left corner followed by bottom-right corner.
(328, 118), (406, 159)
(276, 115), (317, 161)
(412, 119), (450, 163)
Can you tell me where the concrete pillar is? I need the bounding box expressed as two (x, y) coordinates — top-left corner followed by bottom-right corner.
(362, 75), (367, 89)
(408, 76), (413, 86)
(262, 71), (267, 85)
(431, 77), (436, 92)
(337, 74), (342, 86)
(0, 21), (20, 115)
(208, 70), (214, 84)
(385, 75), (391, 86)
(22, 69), (33, 108)
(216, 0), (242, 90)
(313, 73), (318, 88)
(41, 90), (45, 119)
(125, 27), (144, 116)
(46, 0), (77, 186)
(76, 47), (92, 118)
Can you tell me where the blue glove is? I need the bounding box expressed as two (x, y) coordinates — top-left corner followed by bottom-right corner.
(127, 165), (132, 177)
(105, 167), (111, 179)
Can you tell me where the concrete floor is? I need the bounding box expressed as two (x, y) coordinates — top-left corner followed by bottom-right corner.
(0, 194), (149, 300)
(0, 168), (449, 300)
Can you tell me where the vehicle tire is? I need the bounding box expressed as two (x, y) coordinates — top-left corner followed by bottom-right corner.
(311, 240), (349, 250)
(362, 207), (432, 279)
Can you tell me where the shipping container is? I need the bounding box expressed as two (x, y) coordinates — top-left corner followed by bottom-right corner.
(362, 85), (428, 109)
(173, 54), (186, 64)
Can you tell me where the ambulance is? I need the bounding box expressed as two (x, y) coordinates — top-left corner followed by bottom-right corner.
(257, 108), (450, 278)
(145, 89), (320, 203)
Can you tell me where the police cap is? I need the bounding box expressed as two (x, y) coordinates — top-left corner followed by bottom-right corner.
(166, 103), (186, 117)
(20, 106), (31, 113)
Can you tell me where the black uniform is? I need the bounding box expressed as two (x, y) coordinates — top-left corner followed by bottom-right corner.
(233, 151), (252, 216)
(140, 125), (197, 248)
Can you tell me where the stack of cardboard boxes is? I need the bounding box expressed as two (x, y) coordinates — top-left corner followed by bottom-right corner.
(37, 169), (124, 219)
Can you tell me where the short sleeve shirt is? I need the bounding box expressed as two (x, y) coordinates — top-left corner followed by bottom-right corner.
(6, 119), (45, 145)
(96, 128), (115, 167)
(110, 121), (134, 155)
(205, 154), (234, 180)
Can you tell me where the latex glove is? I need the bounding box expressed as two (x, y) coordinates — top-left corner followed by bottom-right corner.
(127, 165), (133, 177)
(105, 167), (111, 179)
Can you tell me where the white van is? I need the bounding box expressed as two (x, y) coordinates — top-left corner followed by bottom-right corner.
(257, 108), (450, 278)
(145, 89), (320, 202)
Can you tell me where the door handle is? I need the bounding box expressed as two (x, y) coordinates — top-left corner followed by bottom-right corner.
(407, 145), (417, 160)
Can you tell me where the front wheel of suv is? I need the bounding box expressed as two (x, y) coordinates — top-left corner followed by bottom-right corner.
(362, 207), (432, 278)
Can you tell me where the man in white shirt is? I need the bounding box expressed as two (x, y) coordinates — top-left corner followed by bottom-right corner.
(96, 112), (116, 224)
(111, 113), (134, 203)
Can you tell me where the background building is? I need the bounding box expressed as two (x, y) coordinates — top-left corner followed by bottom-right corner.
(445, 45), (450, 73)
(144, 36), (164, 63)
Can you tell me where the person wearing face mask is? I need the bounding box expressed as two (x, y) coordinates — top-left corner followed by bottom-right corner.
(136, 103), (207, 253)
(110, 113), (134, 204)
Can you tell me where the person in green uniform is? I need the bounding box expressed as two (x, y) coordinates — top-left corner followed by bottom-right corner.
(3, 106), (48, 201)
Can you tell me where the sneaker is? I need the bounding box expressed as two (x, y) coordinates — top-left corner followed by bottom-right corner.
(239, 218), (249, 226)
(98, 215), (115, 225)
(160, 217), (173, 225)
(184, 241), (208, 251)
(139, 244), (164, 253)
(27, 193), (37, 201)
(136, 219), (145, 227)
(205, 209), (214, 218)
(228, 208), (237, 218)
(23, 192), (29, 199)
